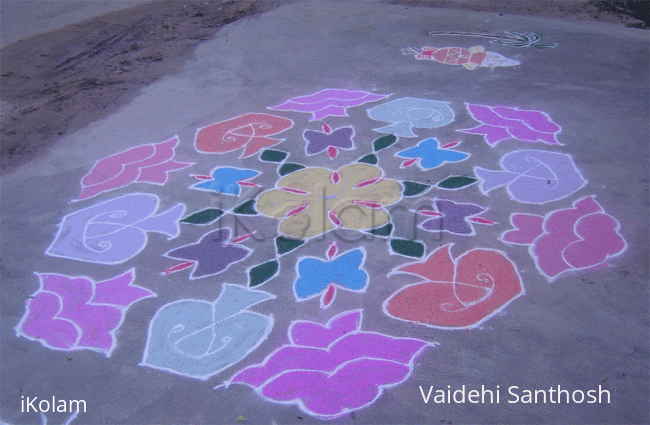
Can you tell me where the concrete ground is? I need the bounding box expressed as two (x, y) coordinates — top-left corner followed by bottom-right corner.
(1, 1), (648, 424)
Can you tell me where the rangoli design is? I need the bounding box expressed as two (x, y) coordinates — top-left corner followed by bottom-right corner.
(303, 124), (355, 159)
(29, 86), (627, 420)
(226, 310), (430, 419)
(163, 228), (252, 279)
(396, 138), (469, 170)
(501, 196), (627, 280)
(402, 46), (520, 69)
(459, 104), (562, 146)
(46, 193), (186, 264)
(194, 113), (293, 157)
(142, 284), (274, 380)
(255, 163), (403, 239)
(367, 97), (455, 138)
(383, 245), (523, 329)
(16, 269), (155, 356)
(269, 88), (388, 121)
(76, 136), (193, 201)
(189, 166), (260, 196)
(293, 243), (368, 308)
(417, 199), (493, 236)
(474, 149), (587, 204)
(427, 31), (556, 49)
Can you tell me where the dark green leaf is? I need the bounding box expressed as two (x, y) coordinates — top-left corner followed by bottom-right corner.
(233, 200), (257, 215)
(390, 239), (425, 258)
(260, 150), (288, 163)
(366, 223), (393, 237)
(248, 260), (279, 287)
(181, 208), (224, 225)
(279, 163), (306, 176)
(373, 134), (397, 152)
(402, 181), (431, 197)
(275, 236), (305, 256)
(357, 154), (378, 164)
(437, 176), (478, 189)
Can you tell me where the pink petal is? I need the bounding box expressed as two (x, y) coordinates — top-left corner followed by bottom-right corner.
(287, 204), (310, 217)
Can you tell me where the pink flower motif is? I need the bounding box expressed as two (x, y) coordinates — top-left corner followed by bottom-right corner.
(228, 310), (430, 419)
(269, 89), (389, 121)
(15, 269), (155, 356)
(77, 136), (193, 200)
(502, 196), (627, 280)
(459, 103), (562, 146)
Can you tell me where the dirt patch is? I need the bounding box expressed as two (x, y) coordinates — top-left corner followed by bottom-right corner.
(0, 0), (283, 173)
(385, 0), (648, 28)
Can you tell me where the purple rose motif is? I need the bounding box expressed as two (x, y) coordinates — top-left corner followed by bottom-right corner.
(227, 310), (431, 419)
(459, 103), (562, 146)
(15, 269), (155, 356)
(303, 124), (355, 159)
(269, 89), (389, 121)
(501, 196), (627, 280)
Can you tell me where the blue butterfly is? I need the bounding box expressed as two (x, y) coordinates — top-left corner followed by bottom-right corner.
(397, 138), (469, 170)
(294, 249), (368, 302)
(191, 167), (259, 196)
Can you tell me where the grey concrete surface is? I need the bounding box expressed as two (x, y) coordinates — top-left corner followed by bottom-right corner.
(1, 1), (648, 424)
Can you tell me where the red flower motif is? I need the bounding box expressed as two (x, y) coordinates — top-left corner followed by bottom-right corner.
(383, 244), (523, 329)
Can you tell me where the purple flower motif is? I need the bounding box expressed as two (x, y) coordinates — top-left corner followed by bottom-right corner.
(269, 89), (389, 121)
(303, 124), (355, 158)
(228, 310), (430, 419)
(15, 269), (155, 356)
(163, 228), (252, 279)
(459, 104), (562, 146)
(419, 199), (493, 236)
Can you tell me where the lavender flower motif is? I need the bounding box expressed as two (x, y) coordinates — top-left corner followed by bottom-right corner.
(46, 193), (186, 265)
(459, 104), (562, 146)
(15, 269), (155, 356)
(474, 149), (587, 204)
(270, 89), (389, 121)
(227, 310), (431, 419)
(303, 124), (355, 158)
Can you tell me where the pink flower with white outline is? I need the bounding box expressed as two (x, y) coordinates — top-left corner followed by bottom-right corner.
(77, 136), (193, 200)
(502, 196), (627, 280)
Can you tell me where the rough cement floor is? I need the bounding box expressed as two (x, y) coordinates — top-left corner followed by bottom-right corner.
(1, 1), (648, 424)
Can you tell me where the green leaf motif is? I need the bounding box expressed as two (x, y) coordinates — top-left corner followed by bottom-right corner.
(275, 236), (305, 256)
(373, 134), (397, 152)
(366, 223), (393, 237)
(279, 163), (306, 176)
(180, 208), (224, 225)
(437, 176), (478, 190)
(249, 260), (279, 287)
(233, 200), (257, 215)
(260, 150), (288, 163)
(390, 239), (425, 258)
(357, 154), (378, 165)
(402, 181), (431, 197)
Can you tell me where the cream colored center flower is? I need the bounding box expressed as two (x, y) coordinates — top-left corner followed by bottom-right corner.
(256, 163), (403, 239)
